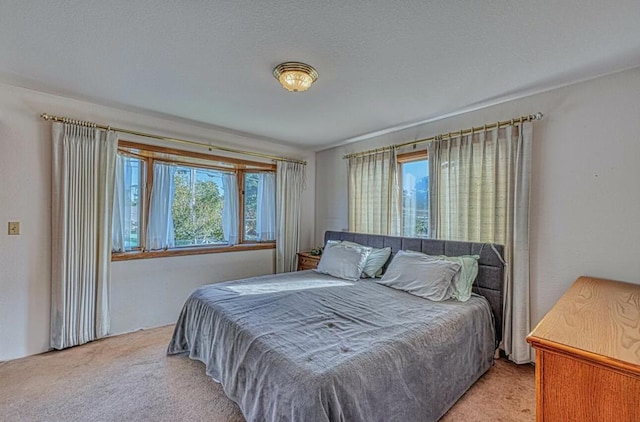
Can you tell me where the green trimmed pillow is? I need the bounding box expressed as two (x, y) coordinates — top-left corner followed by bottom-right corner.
(404, 251), (479, 301)
(439, 255), (479, 301)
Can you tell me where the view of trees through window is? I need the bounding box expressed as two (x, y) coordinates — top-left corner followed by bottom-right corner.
(172, 166), (226, 247)
(243, 173), (259, 241)
(401, 159), (429, 238)
(113, 144), (276, 257)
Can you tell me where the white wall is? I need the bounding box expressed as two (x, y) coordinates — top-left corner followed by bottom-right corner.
(0, 83), (315, 361)
(316, 67), (640, 328)
(109, 251), (275, 335)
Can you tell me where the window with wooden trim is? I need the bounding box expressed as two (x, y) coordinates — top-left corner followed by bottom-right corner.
(112, 141), (276, 260)
(397, 151), (429, 238)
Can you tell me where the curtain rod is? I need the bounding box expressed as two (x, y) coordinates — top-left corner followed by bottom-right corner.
(40, 113), (307, 165)
(343, 112), (543, 160)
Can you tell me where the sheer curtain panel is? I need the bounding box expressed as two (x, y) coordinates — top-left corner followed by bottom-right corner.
(428, 123), (533, 363)
(222, 173), (239, 245)
(276, 161), (305, 273)
(348, 148), (401, 235)
(257, 172), (276, 241)
(50, 122), (118, 349)
(112, 154), (134, 252)
(146, 162), (176, 250)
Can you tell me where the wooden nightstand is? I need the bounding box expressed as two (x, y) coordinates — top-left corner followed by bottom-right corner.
(297, 252), (321, 271)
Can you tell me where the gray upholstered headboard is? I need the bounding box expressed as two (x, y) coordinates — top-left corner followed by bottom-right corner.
(324, 231), (505, 345)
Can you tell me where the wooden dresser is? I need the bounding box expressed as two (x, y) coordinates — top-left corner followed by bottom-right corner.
(527, 276), (640, 422)
(297, 252), (321, 271)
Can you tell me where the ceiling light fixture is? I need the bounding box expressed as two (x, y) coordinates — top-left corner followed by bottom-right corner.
(273, 62), (318, 92)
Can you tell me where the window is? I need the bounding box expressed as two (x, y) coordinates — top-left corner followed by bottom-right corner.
(398, 151), (429, 238)
(172, 166), (226, 247)
(112, 141), (276, 260)
(243, 172), (276, 242)
(243, 172), (259, 241)
(113, 155), (144, 251)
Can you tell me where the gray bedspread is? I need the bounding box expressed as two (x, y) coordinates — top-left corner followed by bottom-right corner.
(167, 270), (495, 422)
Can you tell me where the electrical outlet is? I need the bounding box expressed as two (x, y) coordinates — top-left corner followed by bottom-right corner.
(8, 221), (20, 235)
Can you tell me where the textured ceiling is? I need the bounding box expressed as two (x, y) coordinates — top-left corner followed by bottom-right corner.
(1, 1), (639, 149)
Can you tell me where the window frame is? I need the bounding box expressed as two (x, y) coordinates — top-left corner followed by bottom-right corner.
(114, 150), (146, 252)
(112, 141), (276, 261)
(397, 150), (429, 238)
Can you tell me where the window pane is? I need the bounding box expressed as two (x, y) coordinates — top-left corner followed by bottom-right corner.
(244, 172), (276, 242)
(172, 166), (226, 246)
(401, 159), (429, 238)
(244, 173), (259, 241)
(126, 158), (142, 249)
(113, 155), (143, 251)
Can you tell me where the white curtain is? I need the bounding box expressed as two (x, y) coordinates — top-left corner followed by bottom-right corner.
(276, 161), (305, 273)
(256, 172), (276, 241)
(428, 122), (533, 363)
(222, 173), (239, 245)
(402, 180), (417, 237)
(348, 148), (401, 235)
(112, 154), (134, 252)
(146, 162), (176, 250)
(50, 122), (118, 349)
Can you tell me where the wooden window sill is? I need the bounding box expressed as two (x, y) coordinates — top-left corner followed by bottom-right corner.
(112, 242), (275, 262)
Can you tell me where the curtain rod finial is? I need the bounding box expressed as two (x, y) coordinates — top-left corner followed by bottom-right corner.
(534, 112), (544, 120)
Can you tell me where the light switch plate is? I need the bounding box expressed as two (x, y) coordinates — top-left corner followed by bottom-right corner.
(8, 221), (20, 235)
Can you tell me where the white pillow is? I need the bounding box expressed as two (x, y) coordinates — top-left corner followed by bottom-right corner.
(335, 240), (392, 278)
(316, 242), (372, 281)
(376, 250), (460, 301)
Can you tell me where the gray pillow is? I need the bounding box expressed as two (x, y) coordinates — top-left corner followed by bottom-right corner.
(335, 240), (392, 278)
(376, 250), (460, 301)
(316, 242), (372, 281)
(440, 255), (479, 302)
(405, 250), (479, 302)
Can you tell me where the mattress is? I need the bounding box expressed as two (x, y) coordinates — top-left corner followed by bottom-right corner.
(167, 270), (495, 422)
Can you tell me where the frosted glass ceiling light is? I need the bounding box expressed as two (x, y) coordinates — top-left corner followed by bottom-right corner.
(273, 62), (318, 92)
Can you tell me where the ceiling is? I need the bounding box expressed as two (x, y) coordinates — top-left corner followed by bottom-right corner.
(1, 1), (639, 150)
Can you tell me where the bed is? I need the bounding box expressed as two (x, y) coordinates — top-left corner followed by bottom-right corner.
(167, 231), (505, 421)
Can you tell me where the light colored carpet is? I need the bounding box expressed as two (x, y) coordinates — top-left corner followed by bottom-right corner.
(0, 325), (535, 421)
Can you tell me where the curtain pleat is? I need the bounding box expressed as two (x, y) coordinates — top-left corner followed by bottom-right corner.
(275, 161), (305, 273)
(256, 172), (276, 241)
(146, 162), (176, 250)
(348, 148), (400, 235)
(222, 173), (239, 245)
(112, 155), (127, 252)
(428, 123), (532, 363)
(427, 141), (440, 239)
(506, 123), (533, 364)
(50, 122), (117, 349)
